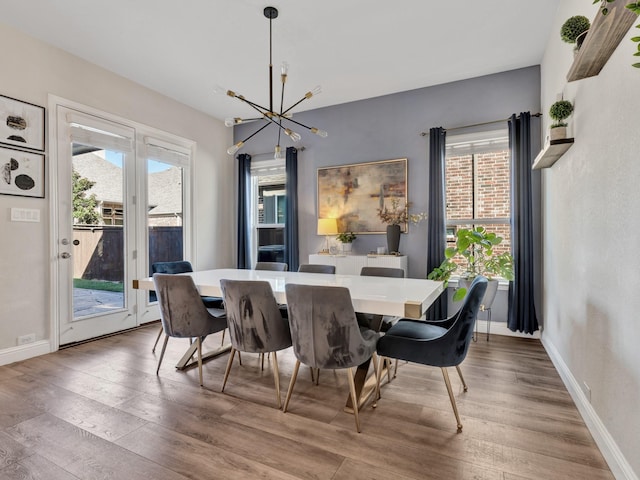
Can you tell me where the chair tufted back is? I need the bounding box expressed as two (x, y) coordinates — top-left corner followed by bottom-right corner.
(220, 279), (292, 354)
(285, 284), (379, 370)
(153, 273), (226, 338)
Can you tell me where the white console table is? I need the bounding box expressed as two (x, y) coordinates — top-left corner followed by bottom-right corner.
(308, 254), (407, 276)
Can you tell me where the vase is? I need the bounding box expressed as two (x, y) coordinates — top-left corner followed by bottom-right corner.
(341, 242), (352, 254)
(386, 224), (401, 254)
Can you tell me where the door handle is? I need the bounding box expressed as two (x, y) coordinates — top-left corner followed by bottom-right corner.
(60, 252), (71, 259)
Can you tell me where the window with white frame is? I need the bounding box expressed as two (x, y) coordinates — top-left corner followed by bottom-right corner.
(445, 129), (511, 272)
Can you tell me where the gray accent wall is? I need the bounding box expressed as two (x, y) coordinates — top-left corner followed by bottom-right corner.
(235, 66), (541, 282)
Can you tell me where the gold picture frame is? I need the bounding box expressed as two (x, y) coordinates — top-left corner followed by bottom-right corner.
(317, 158), (407, 234)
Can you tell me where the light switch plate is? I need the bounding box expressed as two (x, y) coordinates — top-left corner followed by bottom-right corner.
(11, 208), (41, 222)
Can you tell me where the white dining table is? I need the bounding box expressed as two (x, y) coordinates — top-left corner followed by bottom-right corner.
(134, 268), (444, 320)
(135, 268), (444, 408)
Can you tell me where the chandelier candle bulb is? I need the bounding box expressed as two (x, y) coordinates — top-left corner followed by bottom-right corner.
(226, 141), (244, 155)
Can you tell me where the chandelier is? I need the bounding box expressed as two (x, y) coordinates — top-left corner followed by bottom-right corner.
(217, 6), (327, 159)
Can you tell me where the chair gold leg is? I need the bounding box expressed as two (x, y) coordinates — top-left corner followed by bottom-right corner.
(441, 367), (463, 432)
(197, 337), (204, 387)
(237, 351), (242, 365)
(455, 365), (468, 392)
(156, 335), (169, 375)
(309, 366), (315, 383)
(271, 351), (282, 409)
(222, 348), (236, 392)
(393, 358), (399, 378)
(152, 325), (163, 353)
(347, 367), (361, 433)
(221, 328), (226, 346)
(315, 368), (320, 385)
(261, 352), (265, 371)
(283, 360), (300, 413)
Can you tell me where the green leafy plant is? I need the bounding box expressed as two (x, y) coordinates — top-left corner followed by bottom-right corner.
(428, 227), (514, 301)
(336, 231), (357, 243)
(549, 100), (574, 128)
(594, 1), (640, 67)
(560, 15), (591, 43)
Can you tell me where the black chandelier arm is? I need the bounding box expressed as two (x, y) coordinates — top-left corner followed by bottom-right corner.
(278, 114), (315, 132)
(238, 120), (272, 145)
(281, 93), (313, 116)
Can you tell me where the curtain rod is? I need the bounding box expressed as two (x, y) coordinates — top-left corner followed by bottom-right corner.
(420, 113), (541, 136)
(248, 146), (306, 157)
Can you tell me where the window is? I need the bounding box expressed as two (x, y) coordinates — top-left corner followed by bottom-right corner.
(445, 129), (511, 271)
(251, 158), (286, 265)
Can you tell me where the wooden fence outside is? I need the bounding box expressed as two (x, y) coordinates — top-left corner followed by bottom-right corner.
(73, 226), (183, 281)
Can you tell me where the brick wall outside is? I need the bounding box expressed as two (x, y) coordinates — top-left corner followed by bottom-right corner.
(445, 150), (511, 271)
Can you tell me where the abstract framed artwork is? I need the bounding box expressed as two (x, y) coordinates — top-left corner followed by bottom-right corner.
(0, 146), (45, 198)
(317, 158), (407, 234)
(0, 94), (45, 151)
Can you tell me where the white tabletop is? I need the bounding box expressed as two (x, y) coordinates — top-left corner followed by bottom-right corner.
(135, 268), (444, 319)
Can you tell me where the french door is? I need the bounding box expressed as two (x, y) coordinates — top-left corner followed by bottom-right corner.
(55, 106), (137, 345)
(52, 102), (194, 345)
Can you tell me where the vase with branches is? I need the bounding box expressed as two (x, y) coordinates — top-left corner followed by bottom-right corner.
(377, 198), (426, 254)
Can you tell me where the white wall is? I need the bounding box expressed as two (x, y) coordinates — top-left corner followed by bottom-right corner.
(0, 23), (234, 356)
(540, 2), (640, 478)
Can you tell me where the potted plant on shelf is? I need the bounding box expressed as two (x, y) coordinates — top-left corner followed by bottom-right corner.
(377, 198), (427, 254)
(427, 226), (514, 306)
(595, 0), (640, 68)
(549, 99), (574, 141)
(336, 231), (357, 253)
(560, 15), (591, 51)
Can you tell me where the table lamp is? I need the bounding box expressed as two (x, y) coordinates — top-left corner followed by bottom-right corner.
(317, 218), (338, 253)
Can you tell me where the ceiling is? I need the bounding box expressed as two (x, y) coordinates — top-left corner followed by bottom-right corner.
(1, 1), (559, 121)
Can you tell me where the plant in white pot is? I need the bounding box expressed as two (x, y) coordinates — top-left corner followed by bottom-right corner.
(336, 231), (356, 253)
(428, 226), (514, 307)
(549, 99), (574, 141)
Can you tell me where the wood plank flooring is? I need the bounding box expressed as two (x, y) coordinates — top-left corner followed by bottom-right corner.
(0, 324), (613, 480)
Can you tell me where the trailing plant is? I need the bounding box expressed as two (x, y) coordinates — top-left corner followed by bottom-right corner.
(560, 15), (591, 43)
(427, 226), (514, 301)
(594, 0), (640, 67)
(336, 231), (357, 243)
(549, 99), (574, 128)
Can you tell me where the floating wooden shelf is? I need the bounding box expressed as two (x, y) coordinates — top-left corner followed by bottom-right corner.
(532, 138), (574, 170)
(567, 0), (638, 82)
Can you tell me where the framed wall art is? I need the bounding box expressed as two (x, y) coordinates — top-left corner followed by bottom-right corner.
(0, 146), (45, 198)
(317, 158), (407, 234)
(0, 94), (45, 151)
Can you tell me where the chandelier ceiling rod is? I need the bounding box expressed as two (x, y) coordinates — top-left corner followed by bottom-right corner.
(218, 6), (327, 158)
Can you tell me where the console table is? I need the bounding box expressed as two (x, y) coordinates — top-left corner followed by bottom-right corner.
(308, 254), (407, 276)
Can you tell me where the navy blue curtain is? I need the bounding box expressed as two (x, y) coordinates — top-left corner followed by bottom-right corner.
(285, 147), (299, 272)
(237, 153), (252, 269)
(508, 113), (539, 334)
(426, 127), (447, 320)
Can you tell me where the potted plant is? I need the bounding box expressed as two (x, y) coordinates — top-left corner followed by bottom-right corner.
(428, 226), (514, 305)
(336, 231), (357, 253)
(377, 198), (427, 254)
(595, 0), (640, 68)
(548, 99), (574, 141)
(560, 15), (591, 50)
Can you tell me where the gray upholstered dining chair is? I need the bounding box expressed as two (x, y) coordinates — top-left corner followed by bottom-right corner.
(375, 276), (487, 432)
(219, 279), (292, 408)
(298, 263), (336, 274)
(255, 261), (288, 271)
(283, 284), (380, 432)
(150, 260), (224, 352)
(152, 273), (228, 387)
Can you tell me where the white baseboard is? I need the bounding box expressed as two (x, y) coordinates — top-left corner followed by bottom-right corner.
(0, 340), (52, 366)
(475, 320), (541, 340)
(542, 335), (638, 480)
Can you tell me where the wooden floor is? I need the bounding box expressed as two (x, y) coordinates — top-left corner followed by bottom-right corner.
(0, 324), (613, 480)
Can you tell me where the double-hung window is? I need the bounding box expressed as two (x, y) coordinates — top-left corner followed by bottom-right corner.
(445, 129), (511, 274)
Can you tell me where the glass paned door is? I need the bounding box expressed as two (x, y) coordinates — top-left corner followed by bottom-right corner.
(56, 107), (137, 345)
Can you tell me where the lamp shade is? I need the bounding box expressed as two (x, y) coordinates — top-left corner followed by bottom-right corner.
(317, 218), (338, 235)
